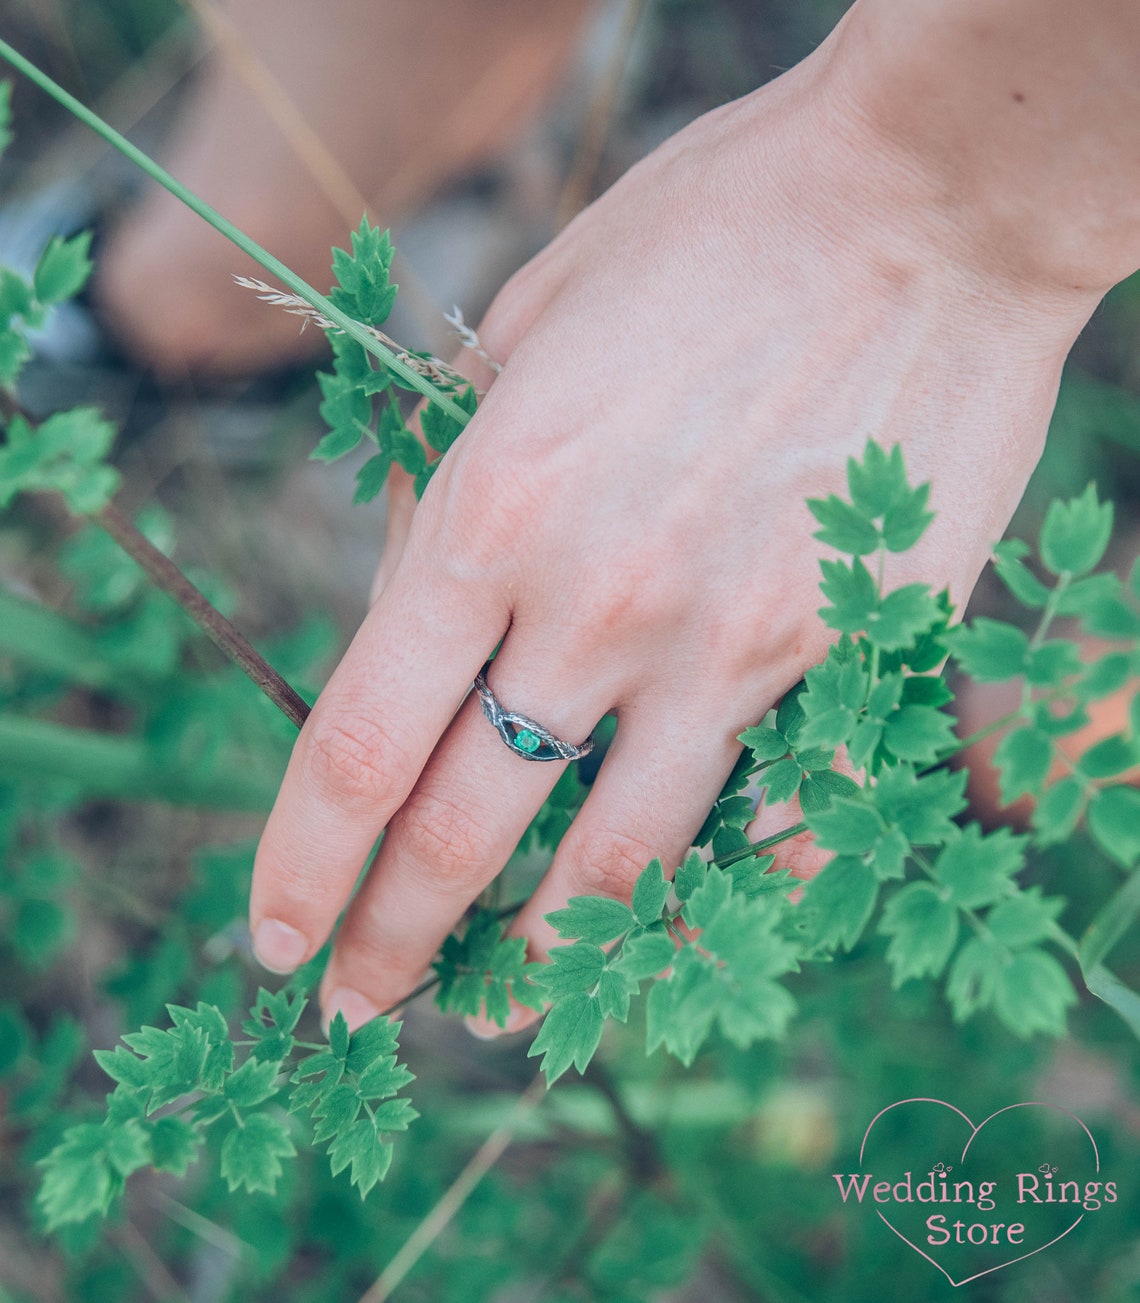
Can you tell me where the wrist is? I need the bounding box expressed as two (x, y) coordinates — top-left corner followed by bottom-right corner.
(824, 0), (1140, 300)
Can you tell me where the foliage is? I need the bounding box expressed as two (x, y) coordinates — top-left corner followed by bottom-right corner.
(2, 58), (1140, 1303)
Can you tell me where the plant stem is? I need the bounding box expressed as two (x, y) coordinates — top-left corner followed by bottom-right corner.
(379, 974), (440, 1020)
(717, 821), (808, 868)
(96, 502), (311, 729)
(0, 37), (470, 426)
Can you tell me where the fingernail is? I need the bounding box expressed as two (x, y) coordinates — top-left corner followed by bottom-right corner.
(323, 988), (381, 1034)
(464, 1014), (500, 1041)
(464, 1004), (536, 1040)
(252, 918), (308, 974)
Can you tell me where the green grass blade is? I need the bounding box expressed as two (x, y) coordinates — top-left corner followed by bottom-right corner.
(0, 37), (470, 426)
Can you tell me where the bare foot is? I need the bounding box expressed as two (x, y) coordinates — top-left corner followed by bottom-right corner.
(97, 0), (594, 376)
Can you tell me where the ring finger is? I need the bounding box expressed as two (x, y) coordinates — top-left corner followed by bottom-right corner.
(319, 646), (613, 1028)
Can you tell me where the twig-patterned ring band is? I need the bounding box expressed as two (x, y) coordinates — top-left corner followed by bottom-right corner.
(473, 662), (595, 762)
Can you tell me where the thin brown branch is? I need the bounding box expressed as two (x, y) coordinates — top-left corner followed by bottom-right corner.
(96, 502), (311, 729)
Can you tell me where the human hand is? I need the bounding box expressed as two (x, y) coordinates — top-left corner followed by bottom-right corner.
(249, 17), (1101, 1034)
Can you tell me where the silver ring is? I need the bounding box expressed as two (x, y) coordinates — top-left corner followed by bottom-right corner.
(473, 662), (595, 762)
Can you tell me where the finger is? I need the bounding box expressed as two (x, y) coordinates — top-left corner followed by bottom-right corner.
(500, 694), (751, 1018)
(250, 537), (509, 976)
(370, 465), (417, 604)
(318, 651), (610, 1028)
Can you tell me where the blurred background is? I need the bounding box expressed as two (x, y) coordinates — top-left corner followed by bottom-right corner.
(0, 0), (1138, 1299)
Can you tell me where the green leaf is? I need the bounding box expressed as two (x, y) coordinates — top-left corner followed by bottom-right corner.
(993, 539), (1049, 608)
(738, 725), (788, 761)
(879, 883), (958, 985)
(37, 1125), (118, 1229)
(948, 618), (1029, 682)
(611, 928), (676, 981)
(882, 703), (957, 763)
(993, 725), (1053, 803)
(33, 231), (93, 304)
(760, 756), (803, 805)
(528, 992), (604, 1083)
(327, 1118), (393, 1198)
(148, 1116), (201, 1176)
(1031, 777), (1085, 846)
(311, 420), (368, 463)
(1087, 785), (1140, 867)
(597, 968), (632, 1021)
(224, 1057), (281, 1108)
(881, 481), (934, 552)
(846, 440), (909, 518)
(946, 936), (1006, 1022)
(934, 825), (1025, 909)
(800, 856), (878, 950)
(328, 1012), (351, 1060)
(807, 493), (880, 554)
(1025, 639), (1083, 686)
(0, 326), (30, 384)
(672, 850), (706, 902)
(1040, 484), (1113, 577)
(681, 864), (733, 930)
(434, 911), (544, 1025)
(872, 764), (967, 846)
(648, 891), (797, 1064)
(117, 1002), (234, 1112)
(329, 218), (397, 326)
(992, 949), (1076, 1037)
(868, 584), (942, 652)
(354, 451), (393, 504)
(547, 891), (638, 943)
(819, 558), (877, 635)
(533, 943), (606, 996)
(0, 407), (121, 514)
(219, 1112), (296, 1195)
(797, 767), (861, 815)
(1082, 651), (1132, 700)
(104, 1118), (152, 1179)
(867, 674), (904, 718)
(1079, 734), (1140, 780)
(631, 859), (670, 926)
(797, 643), (867, 748)
(420, 385), (477, 455)
(986, 888), (1063, 948)
(805, 796), (883, 855)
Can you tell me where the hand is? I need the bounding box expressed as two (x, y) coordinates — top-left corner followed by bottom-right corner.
(249, 19), (1099, 1033)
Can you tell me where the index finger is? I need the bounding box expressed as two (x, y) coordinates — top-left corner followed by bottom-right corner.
(249, 538), (507, 974)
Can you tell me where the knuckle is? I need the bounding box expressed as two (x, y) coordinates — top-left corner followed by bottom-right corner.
(302, 712), (407, 809)
(393, 790), (500, 884)
(570, 827), (659, 902)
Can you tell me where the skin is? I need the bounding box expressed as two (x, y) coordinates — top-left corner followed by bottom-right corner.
(249, 0), (1140, 1033)
(97, 0), (593, 375)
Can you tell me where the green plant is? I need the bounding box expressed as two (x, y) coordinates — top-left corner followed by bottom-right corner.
(1, 43), (1139, 1303)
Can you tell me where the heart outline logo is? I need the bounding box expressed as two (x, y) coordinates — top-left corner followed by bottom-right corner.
(858, 1098), (1100, 1287)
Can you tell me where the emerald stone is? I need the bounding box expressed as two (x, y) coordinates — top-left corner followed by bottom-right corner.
(514, 729), (541, 754)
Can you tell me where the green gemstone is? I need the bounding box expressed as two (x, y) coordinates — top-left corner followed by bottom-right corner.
(514, 729), (541, 754)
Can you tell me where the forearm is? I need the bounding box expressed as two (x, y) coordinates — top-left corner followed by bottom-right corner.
(831, 0), (1140, 295)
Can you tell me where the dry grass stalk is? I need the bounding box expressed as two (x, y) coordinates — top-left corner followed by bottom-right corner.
(232, 276), (469, 389)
